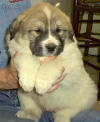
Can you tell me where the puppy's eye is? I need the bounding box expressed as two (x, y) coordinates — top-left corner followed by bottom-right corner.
(56, 28), (62, 33)
(28, 28), (42, 35)
(34, 29), (41, 34)
(56, 27), (67, 35)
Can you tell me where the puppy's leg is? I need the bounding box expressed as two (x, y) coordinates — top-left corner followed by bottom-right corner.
(16, 89), (42, 121)
(35, 59), (63, 94)
(53, 108), (79, 122)
(53, 89), (97, 122)
(14, 54), (40, 92)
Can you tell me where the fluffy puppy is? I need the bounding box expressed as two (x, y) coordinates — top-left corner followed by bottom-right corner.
(5, 2), (97, 122)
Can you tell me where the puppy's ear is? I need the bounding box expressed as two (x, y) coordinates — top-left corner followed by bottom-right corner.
(5, 19), (23, 41)
(68, 29), (75, 42)
(4, 18), (22, 59)
(63, 15), (75, 42)
(5, 14), (25, 42)
(6, 20), (18, 41)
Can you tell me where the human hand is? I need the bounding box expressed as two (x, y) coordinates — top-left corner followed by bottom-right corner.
(35, 56), (66, 94)
(40, 56), (56, 65)
(5, 53), (19, 89)
(40, 56), (66, 93)
(48, 67), (67, 93)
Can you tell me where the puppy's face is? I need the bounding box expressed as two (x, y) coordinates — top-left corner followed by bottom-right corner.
(7, 3), (74, 57)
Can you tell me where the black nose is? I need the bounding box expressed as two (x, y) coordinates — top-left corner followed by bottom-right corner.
(46, 43), (57, 52)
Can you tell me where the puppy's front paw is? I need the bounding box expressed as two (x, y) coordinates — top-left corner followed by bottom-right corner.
(19, 73), (35, 92)
(35, 79), (52, 94)
(35, 62), (63, 94)
(15, 54), (40, 92)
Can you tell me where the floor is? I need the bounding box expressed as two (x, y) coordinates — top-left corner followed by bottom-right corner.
(83, 55), (100, 111)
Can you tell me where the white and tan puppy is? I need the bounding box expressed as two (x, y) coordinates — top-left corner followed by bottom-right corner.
(5, 2), (97, 122)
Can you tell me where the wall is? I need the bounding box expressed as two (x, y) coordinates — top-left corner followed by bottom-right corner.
(31, 0), (72, 17)
(45, 0), (72, 17)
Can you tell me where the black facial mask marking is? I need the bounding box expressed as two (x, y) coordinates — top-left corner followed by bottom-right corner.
(29, 26), (75, 57)
(30, 30), (49, 56)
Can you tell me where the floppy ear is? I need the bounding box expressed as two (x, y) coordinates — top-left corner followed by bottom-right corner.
(4, 15), (25, 59)
(68, 29), (75, 42)
(6, 20), (18, 41)
(5, 14), (26, 42)
(4, 18), (21, 59)
(5, 19), (23, 42)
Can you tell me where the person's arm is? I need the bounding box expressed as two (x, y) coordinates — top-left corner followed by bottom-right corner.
(0, 56), (19, 90)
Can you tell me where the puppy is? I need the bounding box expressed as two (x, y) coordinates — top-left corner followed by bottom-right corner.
(5, 2), (97, 122)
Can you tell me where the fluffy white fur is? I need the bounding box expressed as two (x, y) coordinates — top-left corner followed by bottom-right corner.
(7, 39), (40, 92)
(7, 36), (97, 122)
(6, 3), (97, 122)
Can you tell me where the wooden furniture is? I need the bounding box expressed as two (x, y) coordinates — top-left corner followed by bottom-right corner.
(72, 0), (100, 99)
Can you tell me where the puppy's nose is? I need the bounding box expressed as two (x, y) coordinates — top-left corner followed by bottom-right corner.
(46, 43), (57, 52)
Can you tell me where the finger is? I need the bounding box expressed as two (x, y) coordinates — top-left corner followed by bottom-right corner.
(8, 72), (18, 83)
(12, 52), (19, 59)
(10, 52), (19, 69)
(7, 82), (19, 89)
(56, 67), (65, 80)
(11, 72), (19, 81)
(9, 53), (19, 79)
(40, 56), (56, 65)
(12, 76), (18, 82)
(61, 67), (65, 74)
(56, 74), (67, 83)
(46, 56), (56, 62)
(40, 60), (43, 65)
(48, 73), (67, 93)
(13, 83), (19, 88)
(11, 82), (19, 88)
(48, 84), (59, 93)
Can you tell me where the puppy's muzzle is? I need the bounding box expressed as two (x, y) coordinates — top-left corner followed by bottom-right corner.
(46, 43), (57, 53)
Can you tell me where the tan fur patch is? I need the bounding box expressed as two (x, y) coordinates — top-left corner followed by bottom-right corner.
(43, 6), (51, 20)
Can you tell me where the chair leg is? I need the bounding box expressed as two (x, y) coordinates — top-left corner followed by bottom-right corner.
(78, 11), (84, 33)
(84, 12), (93, 56)
(98, 48), (100, 62)
(84, 41), (89, 56)
(86, 12), (93, 35)
(98, 72), (100, 100)
(72, 0), (79, 36)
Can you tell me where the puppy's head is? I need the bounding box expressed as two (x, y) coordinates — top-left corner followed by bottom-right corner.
(6, 2), (74, 57)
